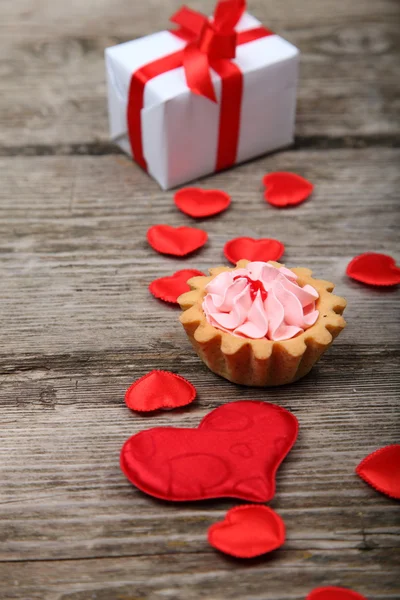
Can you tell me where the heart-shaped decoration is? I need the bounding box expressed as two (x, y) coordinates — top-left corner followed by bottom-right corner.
(174, 188), (231, 218)
(224, 237), (285, 264)
(263, 172), (314, 207)
(307, 587), (367, 600)
(346, 253), (400, 286)
(120, 401), (298, 502)
(356, 444), (400, 500)
(125, 371), (196, 413)
(147, 225), (208, 256)
(149, 269), (205, 304)
(208, 505), (285, 558)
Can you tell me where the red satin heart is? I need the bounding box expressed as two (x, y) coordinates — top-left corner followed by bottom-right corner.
(356, 444), (400, 500)
(208, 505), (285, 558)
(346, 253), (400, 286)
(120, 401), (298, 502)
(307, 587), (367, 600)
(224, 237), (285, 264)
(174, 188), (231, 218)
(147, 225), (208, 256)
(125, 370), (196, 413)
(263, 172), (314, 207)
(149, 269), (205, 304)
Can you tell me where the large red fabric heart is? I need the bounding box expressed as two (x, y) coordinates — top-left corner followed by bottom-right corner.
(346, 253), (400, 286)
(356, 444), (400, 500)
(147, 225), (208, 256)
(306, 587), (367, 600)
(208, 505), (285, 558)
(263, 172), (314, 207)
(149, 269), (205, 304)
(125, 371), (196, 413)
(174, 188), (231, 218)
(120, 401), (298, 502)
(224, 237), (285, 264)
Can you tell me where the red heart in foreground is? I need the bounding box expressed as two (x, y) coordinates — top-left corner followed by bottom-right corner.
(121, 401), (298, 502)
(125, 371), (196, 413)
(356, 444), (400, 500)
(263, 172), (314, 208)
(174, 188), (231, 218)
(208, 505), (285, 558)
(147, 225), (208, 256)
(346, 253), (400, 286)
(224, 237), (285, 264)
(149, 269), (205, 304)
(307, 587), (367, 600)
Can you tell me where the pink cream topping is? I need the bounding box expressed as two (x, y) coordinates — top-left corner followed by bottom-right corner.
(203, 262), (319, 341)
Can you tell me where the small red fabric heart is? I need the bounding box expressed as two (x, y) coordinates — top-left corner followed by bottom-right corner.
(174, 188), (231, 218)
(125, 371), (196, 413)
(147, 225), (208, 256)
(356, 444), (400, 500)
(346, 253), (400, 286)
(263, 172), (314, 207)
(208, 505), (285, 558)
(224, 237), (285, 264)
(149, 269), (205, 304)
(120, 401), (298, 502)
(306, 587), (367, 600)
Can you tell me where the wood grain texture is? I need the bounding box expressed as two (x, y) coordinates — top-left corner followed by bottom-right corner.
(1, 550), (400, 600)
(1, 148), (399, 599)
(1, 0), (400, 597)
(0, 0), (399, 147)
(0, 149), (399, 354)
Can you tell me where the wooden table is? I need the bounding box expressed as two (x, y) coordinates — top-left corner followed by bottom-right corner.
(1, 1), (399, 598)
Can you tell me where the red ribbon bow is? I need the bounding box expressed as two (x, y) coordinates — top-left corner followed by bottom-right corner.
(171, 0), (246, 101)
(127, 0), (272, 173)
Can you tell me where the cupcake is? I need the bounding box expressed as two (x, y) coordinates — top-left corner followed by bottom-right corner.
(178, 260), (347, 386)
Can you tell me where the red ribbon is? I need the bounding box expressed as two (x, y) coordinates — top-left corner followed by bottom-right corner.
(127, 0), (272, 173)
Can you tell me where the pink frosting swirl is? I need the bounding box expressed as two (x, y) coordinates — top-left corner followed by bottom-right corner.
(203, 262), (319, 341)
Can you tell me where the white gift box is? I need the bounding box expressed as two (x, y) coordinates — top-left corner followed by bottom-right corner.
(105, 12), (299, 190)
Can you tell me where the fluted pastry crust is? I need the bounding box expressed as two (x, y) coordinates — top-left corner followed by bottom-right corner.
(178, 260), (347, 386)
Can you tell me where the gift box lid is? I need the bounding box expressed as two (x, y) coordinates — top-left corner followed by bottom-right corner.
(105, 12), (298, 143)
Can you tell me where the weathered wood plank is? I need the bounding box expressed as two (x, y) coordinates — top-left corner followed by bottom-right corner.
(1, 550), (399, 600)
(1, 379), (399, 562)
(0, 0), (399, 147)
(1, 0), (399, 598)
(0, 149), (398, 354)
(0, 147), (399, 600)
